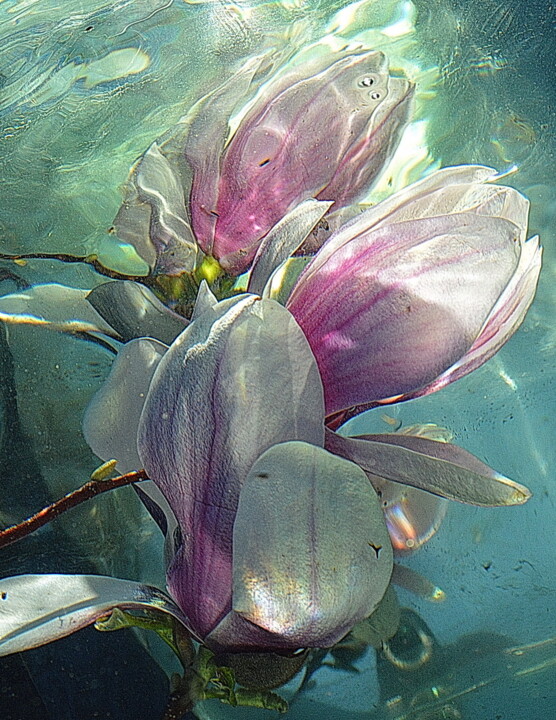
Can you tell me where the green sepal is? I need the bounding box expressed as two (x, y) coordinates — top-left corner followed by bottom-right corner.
(234, 687), (289, 713)
(95, 607), (179, 656)
(196, 646), (288, 712)
(196, 644), (218, 679)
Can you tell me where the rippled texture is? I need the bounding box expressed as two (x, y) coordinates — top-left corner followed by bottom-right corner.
(0, 1), (555, 718)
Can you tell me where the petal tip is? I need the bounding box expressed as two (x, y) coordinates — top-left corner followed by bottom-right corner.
(496, 475), (532, 505)
(430, 587), (447, 603)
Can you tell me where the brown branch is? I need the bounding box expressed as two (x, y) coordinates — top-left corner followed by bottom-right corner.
(0, 469), (148, 549)
(0, 251), (148, 282)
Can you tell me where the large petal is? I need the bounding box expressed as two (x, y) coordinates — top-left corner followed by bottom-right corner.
(86, 280), (188, 345)
(209, 51), (408, 274)
(304, 165), (500, 270)
(138, 296), (325, 639)
(207, 441), (392, 651)
(0, 574), (188, 657)
(288, 213), (521, 414)
(325, 430), (531, 507)
(82, 329), (179, 557)
(83, 337), (168, 473)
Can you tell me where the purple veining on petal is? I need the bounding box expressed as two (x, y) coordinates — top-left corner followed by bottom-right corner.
(288, 213), (520, 415)
(137, 296), (324, 640)
(189, 51), (411, 275)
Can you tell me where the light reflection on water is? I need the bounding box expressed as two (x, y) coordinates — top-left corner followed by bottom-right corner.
(0, 0), (554, 718)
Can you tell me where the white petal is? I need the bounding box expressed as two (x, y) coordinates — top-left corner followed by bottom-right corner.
(0, 574), (187, 657)
(230, 441), (393, 647)
(83, 337), (167, 473)
(0, 284), (118, 337)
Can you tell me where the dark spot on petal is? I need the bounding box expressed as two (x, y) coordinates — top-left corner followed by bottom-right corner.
(259, 158), (271, 167)
(368, 543), (382, 558)
(1, 592), (7, 600)
(210, 210), (220, 218)
(257, 472), (269, 479)
(85, 25), (94, 32)
(173, 526), (183, 551)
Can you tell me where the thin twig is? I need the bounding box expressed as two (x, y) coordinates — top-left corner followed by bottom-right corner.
(0, 469), (148, 549)
(0, 251), (148, 282)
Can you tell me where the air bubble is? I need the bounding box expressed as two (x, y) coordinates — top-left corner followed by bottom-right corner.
(370, 91), (381, 100)
(359, 77), (374, 87)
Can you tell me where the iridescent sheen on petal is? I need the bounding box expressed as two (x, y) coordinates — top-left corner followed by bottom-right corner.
(138, 296), (325, 640)
(378, 482), (448, 555)
(219, 441), (392, 650)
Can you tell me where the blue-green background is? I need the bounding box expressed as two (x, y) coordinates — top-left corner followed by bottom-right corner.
(0, 1), (554, 718)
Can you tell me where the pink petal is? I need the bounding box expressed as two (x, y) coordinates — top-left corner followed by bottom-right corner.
(203, 51), (411, 274)
(393, 234), (542, 402)
(138, 296), (324, 640)
(288, 213), (521, 415)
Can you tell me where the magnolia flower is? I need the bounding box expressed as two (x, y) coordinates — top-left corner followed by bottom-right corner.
(113, 48), (413, 276)
(128, 295), (394, 650)
(285, 165), (542, 420)
(0, 286), (531, 659)
(0, 294), (393, 654)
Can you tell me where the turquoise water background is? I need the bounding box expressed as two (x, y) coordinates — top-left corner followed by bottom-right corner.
(0, 1), (554, 718)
